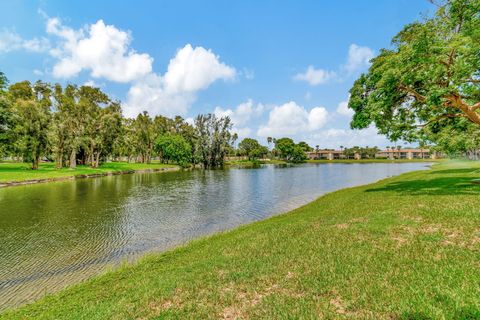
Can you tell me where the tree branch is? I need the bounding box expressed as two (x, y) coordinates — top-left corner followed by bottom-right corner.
(417, 113), (468, 127)
(398, 84), (427, 102)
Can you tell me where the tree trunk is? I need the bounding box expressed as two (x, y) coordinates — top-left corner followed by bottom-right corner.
(32, 155), (40, 170)
(70, 149), (77, 169)
(56, 148), (63, 169)
(95, 152), (100, 168)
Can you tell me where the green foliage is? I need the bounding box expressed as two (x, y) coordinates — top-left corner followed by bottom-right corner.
(274, 137), (307, 162)
(194, 114), (233, 168)
(0, 72), (15, 156)
(238, 138), (268, 161)
(349, 0), (480, 146)
(154, 134), (192, 167)
(10, 81), (52, 170)
(297, 141), (313, 152)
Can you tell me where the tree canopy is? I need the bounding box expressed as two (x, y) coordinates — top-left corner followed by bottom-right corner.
(349, 0), (480, 144)
(238, 138), (268, 161)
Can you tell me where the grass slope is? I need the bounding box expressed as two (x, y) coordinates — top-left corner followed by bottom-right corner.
(2, 161), (479, 319)
(0, 162), (178, 183)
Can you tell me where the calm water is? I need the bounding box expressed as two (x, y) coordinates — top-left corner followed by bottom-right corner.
(0, 162), (431, 310)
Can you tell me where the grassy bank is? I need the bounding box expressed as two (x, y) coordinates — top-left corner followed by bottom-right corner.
(0, 162), (179, 184)
(2, 161), (480, 319)
(306, 158), (440, 164)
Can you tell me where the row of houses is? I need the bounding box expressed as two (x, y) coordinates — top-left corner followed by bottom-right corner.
(306, 148), (438, 160)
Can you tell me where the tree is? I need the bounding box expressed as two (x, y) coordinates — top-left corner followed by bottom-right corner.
(0, 72), (15, 157)
(10, 81), (52, 170)
(275, 138), (295, 160)
(154, 134), (192, 167)
(297, 141), (313, 152)
(291, 144), (307, 163)
(349, 0), (480, 144)
(274, 138), (307, 162)
(133, 111), (155, 163)
(238, 138), (268, 161)
(195, 113), (233, 168)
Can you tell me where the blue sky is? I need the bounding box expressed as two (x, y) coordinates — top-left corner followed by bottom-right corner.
(0, 0), (435, 148)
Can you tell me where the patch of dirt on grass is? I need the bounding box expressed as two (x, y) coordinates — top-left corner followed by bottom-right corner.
(145, 288), (184, 316)
(222, 306), (244, 319)
(219, 282), (306, 319)
(335, 223), (349, 229)
(330, 297), (347, 314)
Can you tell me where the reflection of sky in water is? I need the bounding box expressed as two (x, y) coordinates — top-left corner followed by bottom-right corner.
(0, 162), (431, 309)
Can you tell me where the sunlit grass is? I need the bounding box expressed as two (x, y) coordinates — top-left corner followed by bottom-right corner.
(0, 162), (178, 183)
(1, 160), (479, 319)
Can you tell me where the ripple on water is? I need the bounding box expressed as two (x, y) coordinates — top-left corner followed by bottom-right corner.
(0, 162), (432, 310)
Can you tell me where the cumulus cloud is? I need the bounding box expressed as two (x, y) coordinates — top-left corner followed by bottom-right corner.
(311, 126), (388, 149)
(293, 66), (335, 86)
(294, 44), (374, 86)
(123, 44), (236, 118)
(0, 30), (50, 53)
(257, 101), (328, 137)
(214, 99), (263, 127)
(336, 98), (353, 117)
(214, 99), (264, 140)
(46, 18), (153, 82)
(343, 44), (374, 74)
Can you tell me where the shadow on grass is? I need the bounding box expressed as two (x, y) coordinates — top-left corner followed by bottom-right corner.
(366, 176), (480, 195)
(428, 168), (480, 175)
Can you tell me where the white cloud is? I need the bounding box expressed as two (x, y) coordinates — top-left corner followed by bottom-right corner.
(308, 107), (329, 130)
(343, 44), (374, 74)
(33, 69), (44, 76)
(257, 101), (328, 137)
(311, 126), (388, 149)
(46, 18), (153, 82)
(214, 99), (264, 140)
(163, 44), (235, 93)
(0, 30), (50, 53)
(294, 44), (374, 85)
(293, 65), (335, 86)
(233, 127), (252, 139)
(336, 98), (353, 117)
(123, 73), (195, 118)
(124, 44), (236, 118)
(84, 79), (100, 87)
(214, 99), (263, 127)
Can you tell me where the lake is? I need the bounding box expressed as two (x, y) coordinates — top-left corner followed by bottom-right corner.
(0, 162), (431, 310)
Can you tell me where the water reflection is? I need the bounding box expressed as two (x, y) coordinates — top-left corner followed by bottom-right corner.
(0, 162), (431, 309)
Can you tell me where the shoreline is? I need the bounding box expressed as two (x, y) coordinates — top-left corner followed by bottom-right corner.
(6, 162), (474, 318)
(0, 166), (180, 188)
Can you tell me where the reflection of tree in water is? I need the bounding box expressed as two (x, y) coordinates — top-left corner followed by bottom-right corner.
(0, 163), (433, 309)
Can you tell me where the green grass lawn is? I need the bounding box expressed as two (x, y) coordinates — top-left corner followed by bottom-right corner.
(2, 161), (479, 319)
(0, 162), (179, 183)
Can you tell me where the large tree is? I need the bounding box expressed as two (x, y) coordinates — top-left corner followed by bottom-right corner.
(0, 72), (15, 157)
(238, 138), (268, 161)
(10, 81), (52, 170)
(154, 134), (192, 166)
(194, 113), (233, 168)
(349, 0), (480, 142)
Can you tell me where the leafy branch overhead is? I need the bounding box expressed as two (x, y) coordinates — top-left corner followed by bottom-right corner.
(349, 0), (480, 142)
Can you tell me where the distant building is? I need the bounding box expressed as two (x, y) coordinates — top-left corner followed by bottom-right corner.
(376, 148), (435, 160)
(306, 148), (438, 160)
